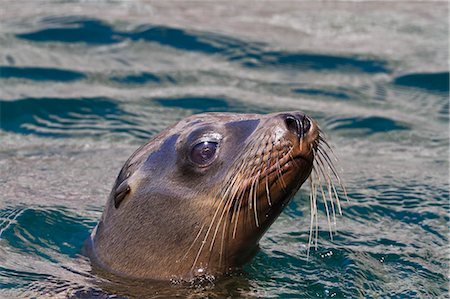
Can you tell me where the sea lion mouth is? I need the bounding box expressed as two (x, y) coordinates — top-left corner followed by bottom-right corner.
(264, 152), (312, 180)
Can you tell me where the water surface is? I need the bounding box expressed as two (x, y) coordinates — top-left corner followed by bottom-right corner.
(0, 1), (448, 298)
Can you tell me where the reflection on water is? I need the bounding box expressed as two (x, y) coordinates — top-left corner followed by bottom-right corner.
(0, 1), (448, 298)
(15, 17), (390, 74)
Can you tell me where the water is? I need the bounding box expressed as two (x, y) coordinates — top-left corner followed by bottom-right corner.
(0, 1), (448, 298)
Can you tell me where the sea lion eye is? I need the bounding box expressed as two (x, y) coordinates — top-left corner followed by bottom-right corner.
(190, 141), (218, 166)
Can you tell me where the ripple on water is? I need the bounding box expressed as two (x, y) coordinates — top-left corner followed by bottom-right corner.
(292, 87), (354, 100)
(16, 17), (121, 45)
(153, 96), (274, 114)
(0, 66), (86, 82)
(0, 207), (95, 259)
(0, 97), (150, 139)
(0, 206), (99, 296)
(393, 72), (449, 93)
(326, 116), (409, 135)
(15, 17), (390, 74)
(246, 246), (368, 298)
(438, 99), (449, 120)
(110, 72), (162, 85)
(240, 52), (389, 73)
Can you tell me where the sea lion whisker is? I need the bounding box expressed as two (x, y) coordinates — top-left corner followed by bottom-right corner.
(209, 195), (231, 252)
(182, 224), (205, 261)
(319, 149), (343, 216)
(231, 159), (255, 239)
(213, 185), (238, 267)
(264, 141), (275, 207)
(316, 141), (344, 187)
(318, 139), (339, 171)
(209, 176), (241, 251)
(253, 170), (262, 227)
(232, 184), (247, 239)
(232, 161), (259, 239)
(317, 146), (342, 183)
(211, 161), (249, 252)
(230, 183), (246, 237)
(313, 171), (319, 250)
(339, 179), (350, 203)
(225, 167), (244, 225)
(309, 170), (319, 251)
(316, 141), (332, 161)
(319, 153), (349, 205)
(308, 170), (316, 255)
(220, 162), (247, 254)
(288, 151), (300, 168)
(191, 190), (230, 271)
(328, 181), (338, 225)
(317, 134), (328, 144)
(317, 146), (349, 203)
(315, 161), (336, 237)
(229, 161), (251, 223)
(314, 151), (338, 227)
(325, 172), (348, 205)
(324, 165), (339, 226)
(307, 176), (315, 259)
(275, 154), (287, 191)
(313, 168), (333, 240)
(330, 179), (343, 215)
(251, 143), (270, 228)
(228, 184), (241, 228)
(185, 193), (232, 266)
(265, 165), (272, 207)
(248, 165), (258, 210)
(318, 135), (337, 157)
(219, 204), (231, 268)
(248, 166), (259, 222)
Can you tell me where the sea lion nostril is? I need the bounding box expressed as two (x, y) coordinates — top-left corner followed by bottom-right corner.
(285, 116), (300, 136)
(301, 115), (311, 133)
(284, 114), (311, 138)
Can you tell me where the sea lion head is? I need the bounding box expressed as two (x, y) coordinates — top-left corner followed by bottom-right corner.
(88, 112), (324, 281)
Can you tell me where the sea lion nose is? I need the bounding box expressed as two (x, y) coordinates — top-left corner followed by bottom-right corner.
(284, 113), (311, 138)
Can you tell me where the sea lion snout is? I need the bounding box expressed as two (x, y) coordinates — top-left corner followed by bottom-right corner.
(259, 111), (318, 160)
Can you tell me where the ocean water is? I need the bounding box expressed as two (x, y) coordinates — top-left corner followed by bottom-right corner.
(0, 2), (448, 298)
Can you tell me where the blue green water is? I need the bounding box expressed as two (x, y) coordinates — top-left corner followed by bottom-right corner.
(0, 2), (449, 298)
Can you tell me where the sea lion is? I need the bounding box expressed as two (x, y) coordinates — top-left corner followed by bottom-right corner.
(86, 111), (340, 281)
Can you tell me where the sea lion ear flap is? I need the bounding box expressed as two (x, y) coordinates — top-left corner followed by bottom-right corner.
(114, 180), (131, 209)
